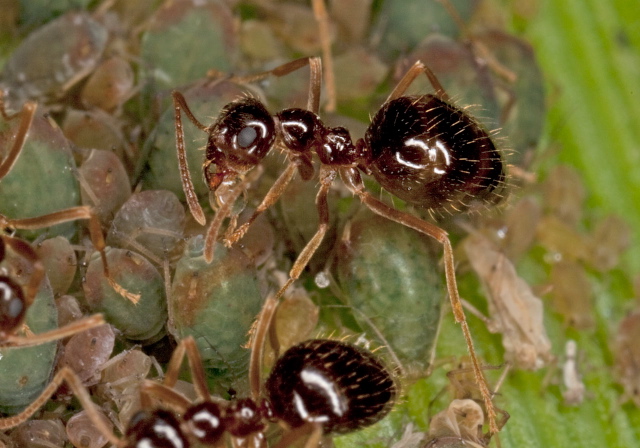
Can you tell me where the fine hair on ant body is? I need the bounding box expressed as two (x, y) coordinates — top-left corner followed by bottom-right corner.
(172, 56), (506, 432)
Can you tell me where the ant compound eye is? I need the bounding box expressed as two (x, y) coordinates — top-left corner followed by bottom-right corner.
(206, 98), (276, 173)
(184, 402), (225, 445)
(237, 125), (258, 149)
(0, 276), (26, 333)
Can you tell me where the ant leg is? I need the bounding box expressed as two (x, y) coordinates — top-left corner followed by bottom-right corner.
(231, 57), (323, 114)
(139, 380), (191, 414)
(2, 206), (109, 278)
(312, 0), (336, 112)
(224, 159), (305, 247)
(249, 168), (335, 400)
(272, 422), (323, 448)
(0, 98), (37, 181)
(340, 168), (498, 434)
(172, 91), (207, 226)
(388, 60), (450, 103)
(0, 366), (121, 446)
(2, 314), (105, 348)
(1, 207), (142, 303)
(162, 336), (210, 401)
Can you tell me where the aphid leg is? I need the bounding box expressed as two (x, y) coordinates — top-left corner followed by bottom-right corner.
(172, 91), (208, 226)
(339, 168), (499, 434)
(0, 95), (37, 181)
(225, 58), (323, 246)
(0, 367), (121, 446)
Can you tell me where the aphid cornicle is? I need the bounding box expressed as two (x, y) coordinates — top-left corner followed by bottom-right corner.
(173, 54), (505, 432)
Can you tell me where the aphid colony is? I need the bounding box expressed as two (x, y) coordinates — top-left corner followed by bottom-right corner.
(4, 0), (632, 447)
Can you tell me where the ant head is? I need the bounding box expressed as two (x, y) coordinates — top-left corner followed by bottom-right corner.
(204, 98), (276, 190)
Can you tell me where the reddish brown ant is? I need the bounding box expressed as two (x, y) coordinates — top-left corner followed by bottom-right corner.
(172, 56), (506, 432)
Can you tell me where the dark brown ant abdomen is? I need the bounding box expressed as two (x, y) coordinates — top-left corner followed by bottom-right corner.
(363, 95), (505, 212)
(265, 339), (396, 434)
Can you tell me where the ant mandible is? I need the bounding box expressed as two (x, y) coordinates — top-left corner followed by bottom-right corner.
(172, 56), (505, 433)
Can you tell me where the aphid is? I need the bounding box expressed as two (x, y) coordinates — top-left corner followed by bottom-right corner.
(425, 362), (510, 448)
(562, 339), (586, 406)
(613, 309), (640, 407)
(173, 56), (505, 431)
(462, 231), (553, 370)
(0, 322), (396, 447)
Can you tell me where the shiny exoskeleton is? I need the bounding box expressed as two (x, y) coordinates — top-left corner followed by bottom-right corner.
(173, 57), (505, 432)
(124, 338), (396, 447)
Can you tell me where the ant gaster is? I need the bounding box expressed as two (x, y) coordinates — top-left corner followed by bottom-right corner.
(173, 57), (505, 432)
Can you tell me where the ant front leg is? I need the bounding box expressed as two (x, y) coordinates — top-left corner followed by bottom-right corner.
(225, 58), (323, 248)
(0, 94), (37, 181)
(340, 168), (499, 434)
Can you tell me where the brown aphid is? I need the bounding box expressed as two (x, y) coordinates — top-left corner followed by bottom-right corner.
(614, 309), (640, 407)
(174, 54), (505, 432)
(463, 231), (554, 370)
(549, 260), (595, 330)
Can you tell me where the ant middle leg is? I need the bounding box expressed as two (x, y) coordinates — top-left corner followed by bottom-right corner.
(339, 167), (499, 434)
(248, 167), (334, 399)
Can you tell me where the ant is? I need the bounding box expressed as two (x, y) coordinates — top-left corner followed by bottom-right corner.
(0, 293), (397, 447)
(172, 56), (506, 432)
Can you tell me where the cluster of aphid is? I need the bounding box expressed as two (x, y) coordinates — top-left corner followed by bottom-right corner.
(0, 0), (605, 447)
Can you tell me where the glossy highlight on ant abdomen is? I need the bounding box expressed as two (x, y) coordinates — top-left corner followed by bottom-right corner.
(266, 339), (396, 434)
(363, 95), (505, 212)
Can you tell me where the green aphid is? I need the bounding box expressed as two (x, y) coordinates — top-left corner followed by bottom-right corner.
(83, 248), (167, 345)
(139, 0), (238, 92)
(336, 207), (443, 377)
(169, 236), (263, 396)
(0, 278), (57, 414)
(0, 110), (81, 240)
